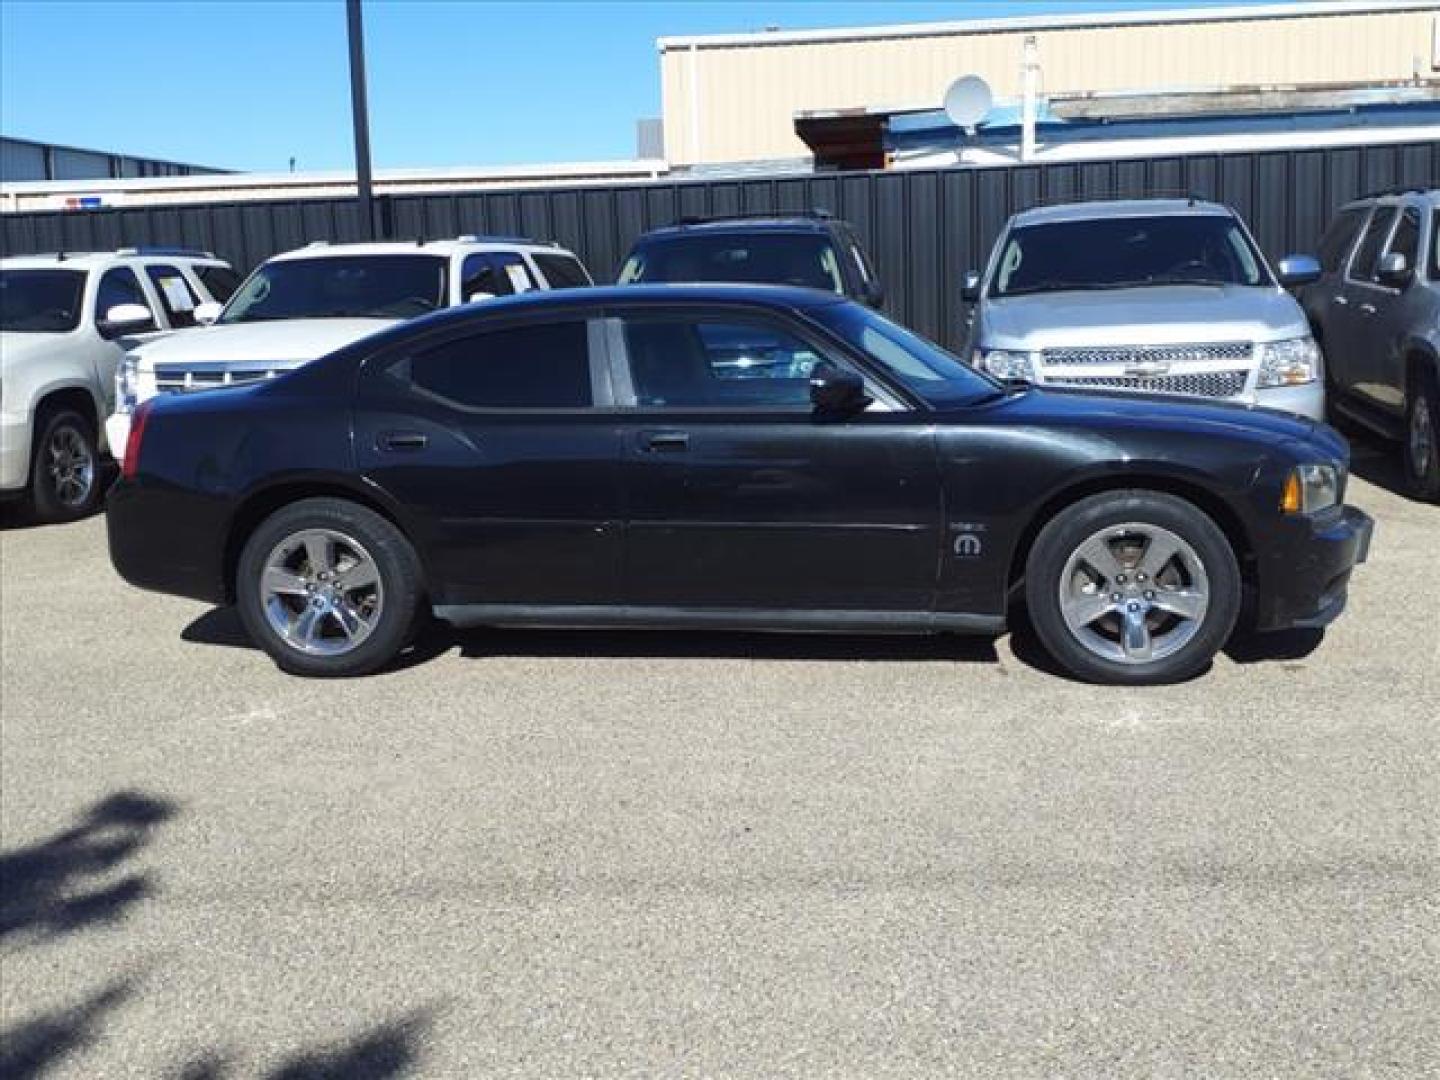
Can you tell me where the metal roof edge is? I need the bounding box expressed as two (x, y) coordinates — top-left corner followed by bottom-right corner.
(656, 0), (1437, 51)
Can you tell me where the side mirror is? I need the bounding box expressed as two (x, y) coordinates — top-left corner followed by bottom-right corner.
(961, 270), (982, 303)
(99, 303), (154, 338)
(193, 301), (222, 325)
(809, 361), (870, 416)
(1276, 254), (1321, 288)
(1376, 251), (1411, 288)
(860, 279), (884, 309)
(467, 291), (497, 304)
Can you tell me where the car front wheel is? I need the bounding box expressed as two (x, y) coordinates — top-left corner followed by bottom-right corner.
(1404, 370), (1440, 502)
(235, 498), (423, 677)
(29, 408), (102, 523)
(1024, 490), (1242, 685)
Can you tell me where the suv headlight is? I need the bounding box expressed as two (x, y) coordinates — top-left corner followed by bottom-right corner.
(115, 355), (140, 414)
(1281, 464), (1340, 514)
(1257, 336), (1321, 389)
(975, 349), (1035, 382)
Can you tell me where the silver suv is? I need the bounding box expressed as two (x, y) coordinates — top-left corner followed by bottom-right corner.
(1301, 188), (1440, 500)
(962, 199), (1324, 419)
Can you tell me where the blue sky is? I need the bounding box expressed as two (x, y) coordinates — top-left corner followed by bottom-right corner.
(1, 0), (1289, 172)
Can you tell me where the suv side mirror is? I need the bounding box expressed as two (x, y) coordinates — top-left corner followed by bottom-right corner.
(1376, 251), (1411, 288)
(99, 303), (155, 338)
(809, 361), (870, 416)
(193, 301), (222, 325)
(1276, 254), (1321, 288)
(860, 279), (884, 308)
(961, 270), (982, 303)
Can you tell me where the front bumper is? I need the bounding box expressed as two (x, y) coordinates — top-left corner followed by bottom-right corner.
(1253, 380), (1325, 422)
(1254, 504), (1374, 632)
(105, 412), (131, 464)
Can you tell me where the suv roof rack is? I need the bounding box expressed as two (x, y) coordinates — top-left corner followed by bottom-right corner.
(1020, 191), (1216, 210)
(452, 233), (557, 246)
(1357, 185), (1431, 200)
(116, 245), (216, 258)
(674, 208), (834, 227)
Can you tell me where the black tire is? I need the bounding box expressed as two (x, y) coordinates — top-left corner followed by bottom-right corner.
(28, 407), (103, 523)
(235, 498), (423, 677)
(1403, 368), (1440, 502)
(1024, 490), (1242, 686)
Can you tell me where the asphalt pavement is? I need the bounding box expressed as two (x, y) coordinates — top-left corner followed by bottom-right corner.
(1, 438), (1436, 1078)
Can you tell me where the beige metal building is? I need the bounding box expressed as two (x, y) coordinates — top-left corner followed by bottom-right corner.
(659, 0), (1440, 166)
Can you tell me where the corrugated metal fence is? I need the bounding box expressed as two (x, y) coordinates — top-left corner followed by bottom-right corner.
(3, 140), (1437, 348)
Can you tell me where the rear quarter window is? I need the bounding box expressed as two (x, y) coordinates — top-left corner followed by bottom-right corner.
(532, 253), (593, 289)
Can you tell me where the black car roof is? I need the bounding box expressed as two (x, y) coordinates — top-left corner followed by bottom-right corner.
(637, 217), (838, 240)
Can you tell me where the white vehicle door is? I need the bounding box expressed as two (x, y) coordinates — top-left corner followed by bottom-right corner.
(88, 266), (167, 416)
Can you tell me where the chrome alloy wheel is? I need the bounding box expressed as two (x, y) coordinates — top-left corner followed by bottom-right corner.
(260, 529), (384, 656)
(1058, 523), (1210, 666)
(47, 424), (95, 508)
(1409, 390), (1435, 478)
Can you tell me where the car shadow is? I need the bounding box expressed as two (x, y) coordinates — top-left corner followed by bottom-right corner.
(0, 464), (117, 531)
(182, 605), (1002, 671)
(1343, 426), (1421, 501)
(1224, 627), (1326, 665)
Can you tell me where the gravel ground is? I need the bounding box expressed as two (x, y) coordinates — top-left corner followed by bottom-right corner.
(1, 437), (1436, 1079)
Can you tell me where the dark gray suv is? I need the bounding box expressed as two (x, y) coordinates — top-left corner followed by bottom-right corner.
(1303, 187), (1440, 500)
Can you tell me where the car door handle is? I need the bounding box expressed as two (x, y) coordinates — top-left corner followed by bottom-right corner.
(376, 430), (428, 452)
(1332, 295), (1348, 306)
(1358, 303), (1377, 316)
(639, 430), (690, 453)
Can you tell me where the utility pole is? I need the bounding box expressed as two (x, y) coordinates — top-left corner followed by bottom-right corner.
(346, 0), (375, 238)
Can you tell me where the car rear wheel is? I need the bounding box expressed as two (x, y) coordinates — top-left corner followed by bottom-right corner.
(236, 498), (422, 677)
(29, 408), (102, 523)
(1024, 490), (1242, 685)
(1403, 370), (1440, 502)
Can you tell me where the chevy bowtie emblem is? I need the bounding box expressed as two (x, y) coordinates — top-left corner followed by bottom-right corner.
(1125, 360), (1171, 377)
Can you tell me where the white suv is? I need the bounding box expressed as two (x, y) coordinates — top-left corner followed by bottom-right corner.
(108, 236), (592, 453)
(0, 247), (238, 521)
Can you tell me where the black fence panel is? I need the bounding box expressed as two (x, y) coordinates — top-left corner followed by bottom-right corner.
(3, 141), (1436, 348)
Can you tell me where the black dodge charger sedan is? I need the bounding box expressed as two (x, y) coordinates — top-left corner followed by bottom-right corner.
(107, 285), (1373, 685)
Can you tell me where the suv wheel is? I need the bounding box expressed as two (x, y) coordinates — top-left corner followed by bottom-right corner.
(29, 408), (102, 523)
(1024, 491), (1241, 685)
(1404, 369), (1440, 501)
(235, 498), (422, 677)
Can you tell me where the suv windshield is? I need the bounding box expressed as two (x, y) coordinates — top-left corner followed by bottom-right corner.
(221, 255), (448, 323)
(810, 302), (1001, 407)
(620, 234), (844, 293)
(991, 214), (1268, 297)
(0, 269), (86, 332)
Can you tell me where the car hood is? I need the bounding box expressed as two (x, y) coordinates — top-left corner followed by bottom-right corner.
(963, 383), (1320, 445)
(978, 285), (1310, 350)
(131, 319), (393, 368)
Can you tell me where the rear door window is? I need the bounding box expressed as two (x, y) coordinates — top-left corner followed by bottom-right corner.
(145, 264), (202, 327)
(392, 320), (594, 409)
(531, 252), (593, 289)
(196, 264), (242, 303)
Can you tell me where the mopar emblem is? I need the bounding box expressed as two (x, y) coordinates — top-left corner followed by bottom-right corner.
(1125, 360), (1171, 378)
(953, 533), (983, 558)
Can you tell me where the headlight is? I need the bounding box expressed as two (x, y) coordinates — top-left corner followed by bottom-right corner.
(1257, 336), (1321, 388)
(975, 349), (1035, 382)
(115, 355), (140, 414)
(1281, 464), (1340, 514)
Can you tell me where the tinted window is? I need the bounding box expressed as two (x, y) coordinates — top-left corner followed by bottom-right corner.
(1349, 208), (1397, 282)
(459, 252), (538, 300)
(991, 214), (1266, 295)
(145, 264), (201, 328)
(398, 321), (591, 409)
(0, 269), (86, 332)
(1389, 207), (1420, 269)
(624, 316), (828, 409)
(196, 264), (242, 302)
(1317, 207), (1368, 273)
(95, 268), (156, 330)
(221, 255), (447, 323)
(620, 234), (844, 293)
(532, 252), (593, 289)
(809, 302), (1000, 408)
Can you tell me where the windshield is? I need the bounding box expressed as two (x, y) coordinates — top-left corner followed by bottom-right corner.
(809, 302), (1001, 407)
(221, 255), (448, 323)
(619, 234), (844, 293)
(0, 269), (86, 332)
(990, 214), (1268, 297)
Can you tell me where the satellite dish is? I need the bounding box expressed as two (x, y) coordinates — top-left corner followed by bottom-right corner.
(943, 75), (993, 134)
